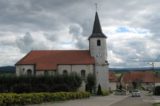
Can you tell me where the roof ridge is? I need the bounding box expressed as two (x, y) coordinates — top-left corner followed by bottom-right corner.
(15, 51), (33, 65)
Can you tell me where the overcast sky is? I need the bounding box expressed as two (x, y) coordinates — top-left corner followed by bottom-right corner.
(0, 0), (160, 68)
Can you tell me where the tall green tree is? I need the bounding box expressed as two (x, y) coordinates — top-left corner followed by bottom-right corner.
(86, 73), (96, 93)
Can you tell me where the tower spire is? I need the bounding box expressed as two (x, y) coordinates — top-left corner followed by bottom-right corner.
(92, 12), (102, 33)
(89, 11), (106, 39)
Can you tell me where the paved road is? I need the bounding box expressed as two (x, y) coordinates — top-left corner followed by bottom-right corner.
(27, 94), (128, 106)
(110, 96), (152, 106)
(110, 92), (153, 106)
(28, 91), (156, 106)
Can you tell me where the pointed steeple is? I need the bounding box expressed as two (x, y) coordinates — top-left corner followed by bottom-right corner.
(89, 12), (106, 39)
(93, 12), (102, 33)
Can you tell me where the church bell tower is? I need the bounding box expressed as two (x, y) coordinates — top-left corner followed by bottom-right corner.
(89, 11), (109, 91)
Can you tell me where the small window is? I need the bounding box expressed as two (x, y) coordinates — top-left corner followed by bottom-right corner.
(27, 69), (32, 76)
(97, 40), (101, 46)
(81, 70), (86, 79)
(63, 70), (68, 75)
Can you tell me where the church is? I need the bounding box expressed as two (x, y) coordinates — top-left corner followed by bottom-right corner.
(15, 11), (110, 91)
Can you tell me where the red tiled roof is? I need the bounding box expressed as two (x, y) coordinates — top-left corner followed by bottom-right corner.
(16, 50), (95, 71)
(122, 71), (160, 83)
(109, 71), (118, 82)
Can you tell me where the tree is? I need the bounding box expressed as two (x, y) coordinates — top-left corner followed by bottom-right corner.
(154, 86), (160, 95)
(119, 84), (122, 90)
(97, 84), (102, 95)
(86, 73), (96, 93)
(132, 81), (137, 89)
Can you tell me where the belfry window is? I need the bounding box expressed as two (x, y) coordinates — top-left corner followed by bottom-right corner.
(97, 40), (101, 46)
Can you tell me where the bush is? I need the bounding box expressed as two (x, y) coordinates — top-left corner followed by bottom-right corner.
(0, 73), (82, 93)
(0, 92), (90, 106)
(153, 103), (160, 106)
(102, 90), (110, 96)
(86, 73), (96, 93)
(97, 84), (103, 95)
(154, 86), (160, 96)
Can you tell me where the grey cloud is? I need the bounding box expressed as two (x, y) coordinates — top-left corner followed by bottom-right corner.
(16, 32), (49, 53)
(44, 33), (58, 42)
(0, 0), (160, 67)
(108, 36), (160, 68)
(69, 24), (82, 36)
(69, 24), (88, 49)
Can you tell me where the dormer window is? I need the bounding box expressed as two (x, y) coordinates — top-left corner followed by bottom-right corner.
(97, 40), (101, 46)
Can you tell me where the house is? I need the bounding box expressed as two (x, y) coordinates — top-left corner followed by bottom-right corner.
(109, 71), (118, 90)
(15, 11), (110, 91)
(121, 71), (160, 91)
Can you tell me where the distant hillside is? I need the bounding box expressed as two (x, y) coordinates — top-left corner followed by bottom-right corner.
(0, 66), (159, 74)
(0, 66), (15, 73)
(109, 67), (160, 72)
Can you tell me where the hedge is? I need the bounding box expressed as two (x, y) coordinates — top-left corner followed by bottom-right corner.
(0, 92), (90, 106)
(0, 73), (82, 93)
(154, 86), (160, 96)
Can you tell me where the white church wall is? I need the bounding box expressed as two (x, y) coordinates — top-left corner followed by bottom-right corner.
(89, 37), (110, 91)
(36, 70), (57, 76)
(71, 65), (94, 75)
(89, 38), (107, 64)
(36, 71), (44, 76)
(58, 64), (94, 91)
(58, 65), (72, 74)
(58, 64), (94, 75)
(16, 65), (34, 76)
(95, 65), (109, 91)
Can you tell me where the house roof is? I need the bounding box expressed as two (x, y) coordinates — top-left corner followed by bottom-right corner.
(16, 50), (95, 71)
(122, 71), (160, 83)
(109, 71), (118, 82)
(89, 12), (106, 39)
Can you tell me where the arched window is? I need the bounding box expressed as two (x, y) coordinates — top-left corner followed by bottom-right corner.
(97, 40), (101, 46)
(63, 70), (68, 75)
(81, 70), (86, 79)
(27, 69), (32, 76)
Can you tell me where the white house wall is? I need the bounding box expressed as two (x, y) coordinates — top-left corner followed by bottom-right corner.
(110, 82), (117, 90)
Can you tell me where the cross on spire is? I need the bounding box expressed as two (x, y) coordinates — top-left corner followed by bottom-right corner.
(95, 3), (98, 11)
